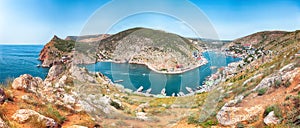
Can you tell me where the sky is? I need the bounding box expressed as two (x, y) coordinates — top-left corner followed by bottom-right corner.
(0, 0), (300, 44)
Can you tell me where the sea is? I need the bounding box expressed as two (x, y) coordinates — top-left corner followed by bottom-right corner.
(81, 51), (241, 95)
(0, 45), (49, 83)
(0, 45), (240, 95)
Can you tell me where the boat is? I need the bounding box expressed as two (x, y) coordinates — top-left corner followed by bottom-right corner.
(136, 86), (143, 92)
(36, 64), (41, 67)
(185, 87), (193, 93)
(161, 88), (166, 95)
(146, 88), (152, 94)
(114, 80), (124, 83)
(179, 92), (185, 96)
(196, 86), (203, 90)
(171, 93), (175, 97)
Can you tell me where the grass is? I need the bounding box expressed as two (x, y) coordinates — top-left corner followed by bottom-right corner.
(149, 97), (176, 107)
(264, 104), (282, 118)
(28, 115), (48, 128)
(257, 88), (267, 96)
(39, 104), (66, 124)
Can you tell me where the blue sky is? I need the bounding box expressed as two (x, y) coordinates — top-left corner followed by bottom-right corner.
(0, 0), (300, 44)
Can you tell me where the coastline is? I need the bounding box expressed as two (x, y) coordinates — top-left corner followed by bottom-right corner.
(97, 58), (208, 75)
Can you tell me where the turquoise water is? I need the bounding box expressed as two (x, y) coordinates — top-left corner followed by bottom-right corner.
(0, 45), (240, 95)
(82, 52), (241, 95)
(0, 45), (49, 83)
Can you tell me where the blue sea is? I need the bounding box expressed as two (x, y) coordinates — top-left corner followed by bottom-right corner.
(0, 45), (240, 95)
(0, 45), (49, 83)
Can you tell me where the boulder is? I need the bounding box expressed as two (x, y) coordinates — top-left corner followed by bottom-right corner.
(0, 88), (6, 104)
(0, 117), (8, 128)
(217, 105), (263, 126)
(12, 109), (58, 127)
(136, 112), (148, 121)
(11, 74), (43, 93)
(264, 111), (280, 125)
(46, 65), (64, 81)
(217, 95), (263, 126)
(66, 125), (88, 128)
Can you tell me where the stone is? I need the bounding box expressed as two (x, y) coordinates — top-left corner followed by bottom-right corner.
(136, 112), (148, 121)
(11, 74), (43, 93)
(217, 95), (263, 126)
(21, 95), (30, 102)
(12, 109), (57, 127)
(62, 94), (76, 105)
(66, 125), (88, 128)
(0, 117), (8, 128)
(46, 65), (64, 81)
(0, 88), (6, 104)
(217, 105), (263, 126)
(264, 111), (280, 125)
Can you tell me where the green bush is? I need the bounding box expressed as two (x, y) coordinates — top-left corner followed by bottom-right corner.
(284, 81), (291, 87)
(110, 101), (123, 110)
(40, 104), (66, 124)
(237, 122), (245, 128)
(187, 115), (198, 124)
(54, 39), (75, 52)
(264, 105), (282, 118)
(275, 80), (282, 88)
(257, 88), (267, 96)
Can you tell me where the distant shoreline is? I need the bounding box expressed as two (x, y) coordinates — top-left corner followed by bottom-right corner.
(97, 58), (208, 75)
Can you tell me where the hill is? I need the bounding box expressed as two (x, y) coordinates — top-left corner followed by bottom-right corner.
(226, 30), (300, 51)
(78, 27), (206, 73)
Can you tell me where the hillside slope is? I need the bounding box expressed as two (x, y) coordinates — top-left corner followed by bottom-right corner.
(94, 27), (205, 73)
(226, 30), (300, 51)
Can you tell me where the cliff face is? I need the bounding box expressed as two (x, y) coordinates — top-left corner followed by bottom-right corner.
(39, 35), (75, 67)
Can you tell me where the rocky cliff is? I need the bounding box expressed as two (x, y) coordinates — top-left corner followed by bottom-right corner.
(39, 35), (75, 67)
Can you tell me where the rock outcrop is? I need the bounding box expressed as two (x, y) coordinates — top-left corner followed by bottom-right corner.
(11, 74), (43, 93)
(0, 88), (6, 104)
(12, 109), (58, 127)
(216, 95), (263, 126)
(0, 117), (8, 128)
(264, 111), (280, 125)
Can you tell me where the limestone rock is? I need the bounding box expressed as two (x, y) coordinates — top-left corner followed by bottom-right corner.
(12, 74), (43, 93)
(217, 95), (263, 126)
(62, 94), (76, 105)
(0, 117), (8, 128)
(12, 109), (58, 127)
(66, 125), (88, 128)
(46, 65), (64, 81)
(217, 105), (263, 126)
(70, 66), (96, 83)
(136, 112), (148, 121)
(0, 88), (6, 104)
(264, 111), (280, 125)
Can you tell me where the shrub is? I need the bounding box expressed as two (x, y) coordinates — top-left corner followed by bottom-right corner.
(285, 95), (292, 100)
(264, 105), (282, 118)
(40, 104), (66, 124)
(110, 101), (123, 110)
(54, 39), (75, 52)
(187, 115), (198, 124)
(284, 81), (291, 87)
(200, 119), (218, 127)
(237, 122), (245, 128)
(257, 88), (267, 96)
(275, 80), (282, 88)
